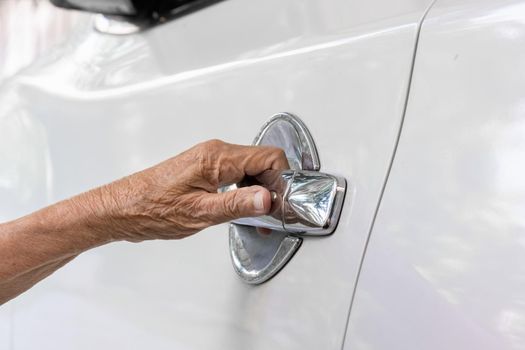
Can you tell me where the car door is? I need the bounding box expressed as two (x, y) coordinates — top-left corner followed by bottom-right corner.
(0, 0), (432, 349)
(344, 0), (525, 349)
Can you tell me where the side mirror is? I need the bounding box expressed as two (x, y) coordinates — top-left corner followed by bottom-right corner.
(50, 0), (213, 19)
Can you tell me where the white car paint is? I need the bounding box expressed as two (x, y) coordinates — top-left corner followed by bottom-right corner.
(0, 304), (11, 350)
(344, 0), (525, 349)
(0, 0), (432, 349)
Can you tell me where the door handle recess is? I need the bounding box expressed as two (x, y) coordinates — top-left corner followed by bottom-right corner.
(225, 112), (348, 284)
(231, 170), (346, 235)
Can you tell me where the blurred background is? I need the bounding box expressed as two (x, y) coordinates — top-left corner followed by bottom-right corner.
(0, 0), (84, 80)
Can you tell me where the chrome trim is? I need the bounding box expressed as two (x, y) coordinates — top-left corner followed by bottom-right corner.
(227, 112), (346, 284)
(253, 112), (320, 171)
(232, 170), (346, 235)
(284, 171), (346, 235)
(229, 224), (302, 285)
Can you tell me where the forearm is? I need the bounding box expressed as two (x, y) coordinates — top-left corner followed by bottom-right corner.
(0, 188), (114, 304)
(0, 140), (284, 305)
(0, 255), (77, 305)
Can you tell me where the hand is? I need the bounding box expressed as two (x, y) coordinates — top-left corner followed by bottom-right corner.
(0, 139), (289, 304)
(77, 139), (289, 242)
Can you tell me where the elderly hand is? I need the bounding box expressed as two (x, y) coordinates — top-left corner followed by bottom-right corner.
(0, 140), (288, 304)
(81, 139), (289, 242)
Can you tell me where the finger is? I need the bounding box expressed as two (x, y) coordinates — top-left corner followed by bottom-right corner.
(200, 185), (272, 223)
(213, 142), (290, 185)
(230, 143), (290, 174)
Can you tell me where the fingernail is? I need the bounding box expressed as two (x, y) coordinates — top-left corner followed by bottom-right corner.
(254, 190), (265, 214)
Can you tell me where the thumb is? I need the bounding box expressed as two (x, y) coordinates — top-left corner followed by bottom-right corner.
(203, 185), (271, 223)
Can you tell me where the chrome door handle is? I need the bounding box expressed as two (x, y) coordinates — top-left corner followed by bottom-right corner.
(225, 112), (348, 284)
(230, 170), (346, 235)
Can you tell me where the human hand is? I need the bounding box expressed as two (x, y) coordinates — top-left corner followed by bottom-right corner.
(77, 140), (289, 242)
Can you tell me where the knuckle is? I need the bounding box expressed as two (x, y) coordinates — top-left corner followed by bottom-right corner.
(194, 140), (225, 185)
(273, 148), (286, 159)
(193, 139), (223, 160)
(201, 139), (224, 152)
(263, 146), (285, 157)
(266, 147), (287, 165)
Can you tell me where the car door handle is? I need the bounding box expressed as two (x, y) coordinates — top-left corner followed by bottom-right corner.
(227, 169), (346, 236)
(225, 112), (348, 284)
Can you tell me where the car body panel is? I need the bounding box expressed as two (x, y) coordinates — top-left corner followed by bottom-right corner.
(344, 0), (525, 349)
(0, 0), (431, 349)
(0, 305), (10, 350)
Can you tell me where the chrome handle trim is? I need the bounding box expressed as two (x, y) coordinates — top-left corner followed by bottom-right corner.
(253, 112), (320, 171)
(231, 170), (346, 236)
(229, 224), (302, 285)
(228, 112), (346, 284)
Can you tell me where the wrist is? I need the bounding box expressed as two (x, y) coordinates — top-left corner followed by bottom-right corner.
(75, 176), (153, 243)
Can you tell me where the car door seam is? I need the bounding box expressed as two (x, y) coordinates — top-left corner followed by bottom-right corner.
(339, 0), (438, 348)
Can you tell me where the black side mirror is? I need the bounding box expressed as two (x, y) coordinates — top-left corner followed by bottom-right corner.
(50, 0), (214, 19)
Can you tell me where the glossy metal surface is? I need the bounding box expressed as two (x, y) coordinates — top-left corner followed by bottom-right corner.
(229, 224), (302, 285)
(228, 112), (343, 284)
(227, 111), (319, 284)
(1, 0), (432, 348)
(228, 113), (345, 284)
(255, 112), (320, 171)
(233, 170), (346, 235)
(230, 168), (346, 284)
(284, 171), (346, 234)
(345, 1), (525, 349)
(224, 112), (321, 232)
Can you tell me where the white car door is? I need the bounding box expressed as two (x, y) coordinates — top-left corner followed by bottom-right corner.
(345, 0), (525, 349)
(0, 0), (432, 349)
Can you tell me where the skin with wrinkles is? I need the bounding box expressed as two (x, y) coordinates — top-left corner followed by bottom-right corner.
(0, 140), (289, 305)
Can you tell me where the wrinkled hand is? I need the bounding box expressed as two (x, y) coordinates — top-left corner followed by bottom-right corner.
(79, 140), (289, 242)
